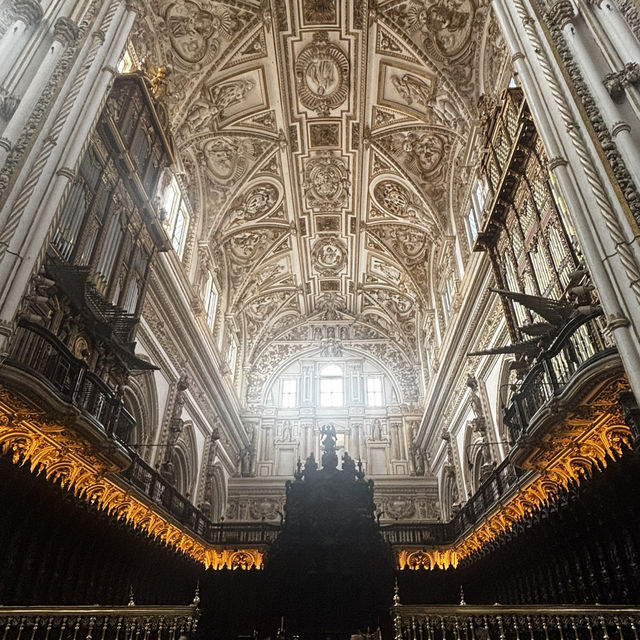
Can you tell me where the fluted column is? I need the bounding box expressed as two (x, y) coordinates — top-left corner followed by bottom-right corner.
(0, 0), (43, 86)
(0, 16), (79, 163)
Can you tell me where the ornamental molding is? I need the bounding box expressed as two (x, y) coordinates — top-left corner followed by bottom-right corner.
(311, 236), (348, 275)
(0, 386), (262, 569)
(12, 0), (43, 26)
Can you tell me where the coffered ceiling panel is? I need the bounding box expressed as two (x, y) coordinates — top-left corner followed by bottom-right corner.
(132, 0), (510, 407)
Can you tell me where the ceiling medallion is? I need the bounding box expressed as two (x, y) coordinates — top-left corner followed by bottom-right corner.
(295, 32), (349, 116)
(312, 237), (347, 275)
(164, 1), (230, 63)
(303, 152), (350, 211)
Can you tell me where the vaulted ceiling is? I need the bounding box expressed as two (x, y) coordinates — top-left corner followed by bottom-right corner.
(133, 0), (509, 408)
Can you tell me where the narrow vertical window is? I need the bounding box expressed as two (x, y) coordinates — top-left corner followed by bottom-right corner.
(281, 379), (298, 408)
(366, 376), (384, 407)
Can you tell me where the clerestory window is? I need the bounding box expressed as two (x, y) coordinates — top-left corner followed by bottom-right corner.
(319, 364), (344, 407)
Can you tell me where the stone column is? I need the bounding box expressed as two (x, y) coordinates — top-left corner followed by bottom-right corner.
(0, 17), (79, 163)
(0, 0), (43, 86)
(591, 0), (640, 66)
(549, 0), (640, 186)
(0, 1), (136, 352)
(492, 0), (640, 402)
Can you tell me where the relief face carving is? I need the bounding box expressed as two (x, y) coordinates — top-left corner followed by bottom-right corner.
(378, 130), (446, 180)
(165, 1), (230, 63)
(202, 137), (252, 183)
(295, 32), (349, 116)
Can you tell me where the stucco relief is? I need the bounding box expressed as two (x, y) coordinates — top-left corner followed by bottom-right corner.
(227, 183), (280, 225)
(312, 237), (348, 275)
(376, 129), (450, 182)
(383, 0), (476, 61)
(295, 31), (349, 116)
(303, 153), (350, 211)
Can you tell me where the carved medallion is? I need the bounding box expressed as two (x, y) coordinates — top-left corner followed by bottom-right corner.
(312, 237), (347, 275)
(295, 32), (349, 116)
(165, 1), (230, 63)
(230, 183), (279, 222)
(303, 153), (350, 211)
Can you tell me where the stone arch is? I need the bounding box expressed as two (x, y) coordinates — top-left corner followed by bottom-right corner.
(440, 465), (460, 522)
(496, 357), (516, 448)
(174, 421), (198, 500)
(122, 368), (159, 458)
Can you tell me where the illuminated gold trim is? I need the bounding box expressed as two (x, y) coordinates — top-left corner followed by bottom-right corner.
(0, 379), (631, 572)
(397, 378), (632, 570)
(0, 388), (262, 569)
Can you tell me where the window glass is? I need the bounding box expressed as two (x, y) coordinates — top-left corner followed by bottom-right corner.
(281, 379), (297, 408)
(319, 364), (343, 407)
(204, 272), (218, 330)
(367, 376), (384, 407)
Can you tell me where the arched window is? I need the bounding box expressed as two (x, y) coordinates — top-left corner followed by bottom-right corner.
(319, 364), (343, 407)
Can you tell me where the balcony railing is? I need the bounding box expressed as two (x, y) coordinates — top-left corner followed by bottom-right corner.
(393, 602), (640, 640)
(122, 454), (281, 546)
(6, 321), (135, 442)
(450, 458), (523, 539)
(0, 602), (199, 640)
(503, 313), (614, 445)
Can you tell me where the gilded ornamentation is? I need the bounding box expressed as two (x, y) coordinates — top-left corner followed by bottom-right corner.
(0, 386), (263, 569)
(295, 32), (349, 116)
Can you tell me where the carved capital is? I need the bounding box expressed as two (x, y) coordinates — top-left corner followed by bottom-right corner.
(546, 0), (576, 28)
(605, 312), (630, 330)
(604, 70), (626, 101)
(12, 0), (43, 26)
(0, 87), (19, 120)
(125, 0), (146, 16)
(53, 17), (79, 46)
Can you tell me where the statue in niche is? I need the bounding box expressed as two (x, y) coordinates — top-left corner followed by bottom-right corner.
(466, 374), (487, 434)
(339, 326), (349, 340)
(319, 337), (342, 357)
(240, 446), (254, 477)
(313, 326), (323, 341)
(372, 418), (383, 441)
(320, 423), (338, 471)
(282, 420), (292, 442)
(413, 447), (426, 476)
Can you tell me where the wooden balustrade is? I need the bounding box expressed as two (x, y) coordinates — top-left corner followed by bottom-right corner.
(0, 602), (199, 640)
(393, 600), (640, 640)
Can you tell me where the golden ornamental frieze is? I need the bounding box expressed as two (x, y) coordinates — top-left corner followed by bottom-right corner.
(0, 387), (261, 570)
(397, 417), (633, 570)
